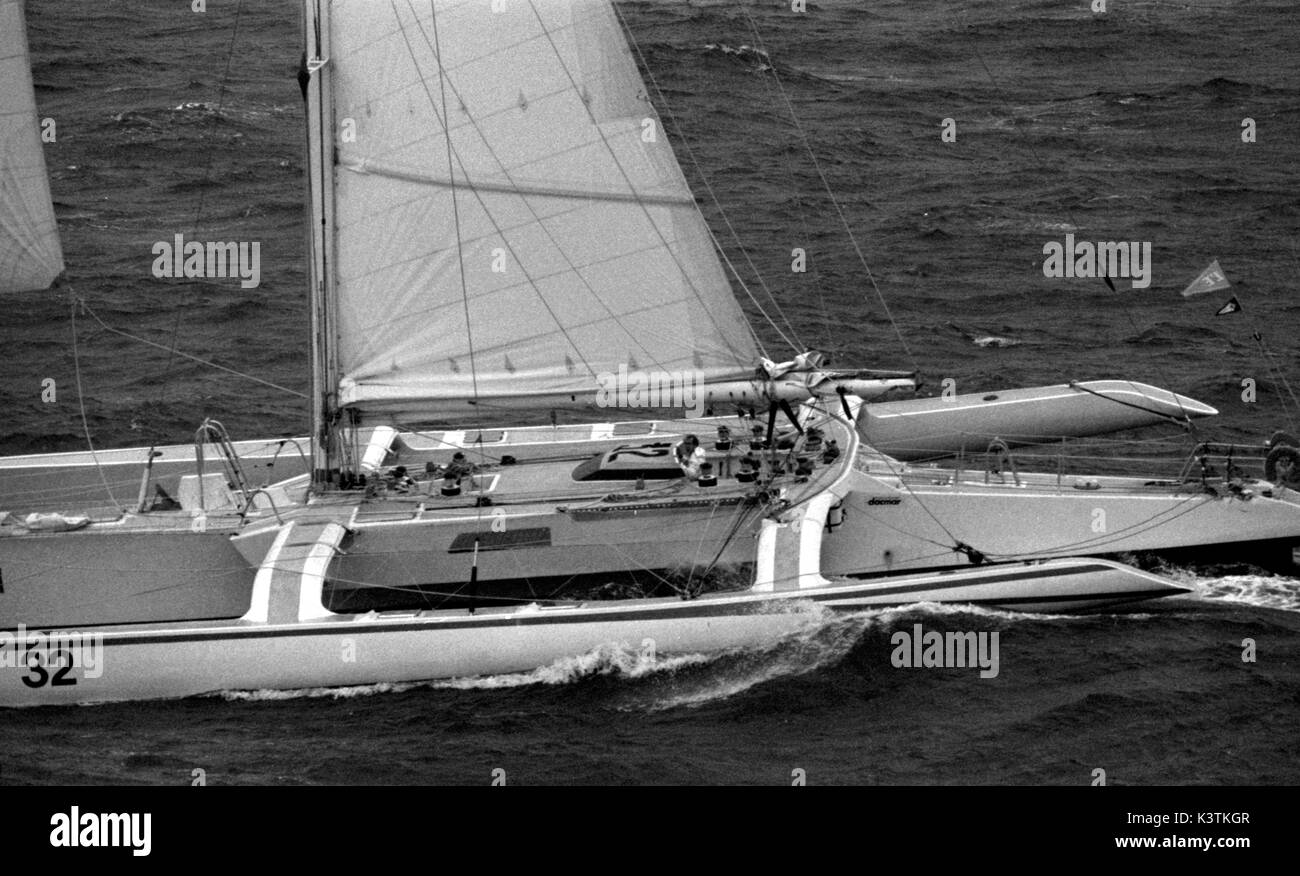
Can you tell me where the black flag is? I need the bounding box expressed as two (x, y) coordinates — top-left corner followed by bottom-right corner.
(297, 52), (309, 101)
(1215, 296), (1242, 316)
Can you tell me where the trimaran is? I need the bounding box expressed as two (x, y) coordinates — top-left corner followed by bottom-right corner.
(1, 0), (1297, 707)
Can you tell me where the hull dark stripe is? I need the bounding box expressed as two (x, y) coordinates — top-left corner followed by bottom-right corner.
(349, 562), (1126, 598)
(833, 563), (1119, 597)
(820, 587), (1186, 609)
(947, 587), (1187, 606)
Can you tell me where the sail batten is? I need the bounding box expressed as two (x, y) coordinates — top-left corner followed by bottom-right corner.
(338, 158), (698, 207)
(0, 0), (65, 294)
(326, 0), (759, 421)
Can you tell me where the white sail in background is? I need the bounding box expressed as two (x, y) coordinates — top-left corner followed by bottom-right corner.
(326, 0), (760, 419)
(0, 0), (64, 293)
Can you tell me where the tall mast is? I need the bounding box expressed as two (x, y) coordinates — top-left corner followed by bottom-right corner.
(302, 0), (339, 489)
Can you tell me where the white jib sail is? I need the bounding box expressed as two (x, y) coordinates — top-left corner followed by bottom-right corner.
(326, 0), (760, 419)
(0, 0), (64, 293)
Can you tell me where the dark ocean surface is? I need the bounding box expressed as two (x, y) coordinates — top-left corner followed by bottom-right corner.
(2, 0), (1298, 785)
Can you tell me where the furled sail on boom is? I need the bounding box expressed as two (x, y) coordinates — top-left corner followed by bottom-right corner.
(322, 0), (761, 421)
(0, 0), (64, 293)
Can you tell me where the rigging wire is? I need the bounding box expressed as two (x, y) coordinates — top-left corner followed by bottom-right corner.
(77, 300), (307, 399)
(746, 46), (837, 352)
(417, 0), (493, 570)
(67, 295), (123, 511)
(526, 0), (765, 371)
(397, 1), (674, 382)
(1065, 380), (1197, 428)
(1245, 322), (1300, 431)
(696, 499), (766, 582)
(738, 7), (920, 375)
(61, 0), (260, 501)
(419, 3), (479, 408)
(613, 2), (805, 356)
(146, 0), (250, 442)
(982, 491), (1213, 562)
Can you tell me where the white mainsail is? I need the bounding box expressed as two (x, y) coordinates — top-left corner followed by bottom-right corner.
(325, 0), (760, 420)
(0, 0), (64, 293)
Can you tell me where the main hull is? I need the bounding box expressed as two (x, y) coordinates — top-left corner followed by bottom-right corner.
(0, 558), (1183, 707)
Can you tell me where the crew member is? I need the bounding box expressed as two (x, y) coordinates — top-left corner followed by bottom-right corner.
(443, 451), (475, 480)
(674, 434), (706, 480)
(387, 465), (415, 493)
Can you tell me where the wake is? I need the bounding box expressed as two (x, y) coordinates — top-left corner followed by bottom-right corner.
(210, 588), (1275, 707)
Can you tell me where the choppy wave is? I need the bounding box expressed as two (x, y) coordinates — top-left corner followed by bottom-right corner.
(433, 642), (716, 690)
(1175, 572), (1300, 613)
(211, 643), (721, 703)
(214, 681), (425, 702)
(620, 610), (873, 711)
